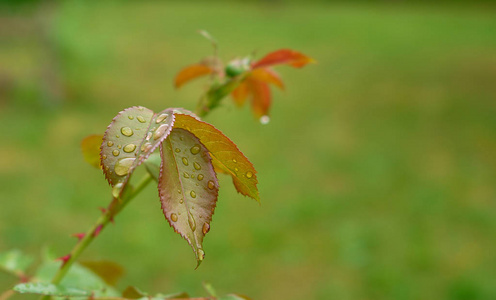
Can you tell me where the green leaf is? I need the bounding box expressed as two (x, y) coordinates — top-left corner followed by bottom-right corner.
(159, 128), (219, 267)
(81, 134), (104, 169)
(13, 282), (89, 297)
(100, 106), (175, 198)
(173, 114), (259, 202)
(0, 249), (33, 276)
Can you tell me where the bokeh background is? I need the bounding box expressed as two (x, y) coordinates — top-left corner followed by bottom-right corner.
(1, 1), (496, 299)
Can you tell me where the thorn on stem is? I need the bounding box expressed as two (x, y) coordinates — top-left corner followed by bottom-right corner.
(56, 254), (71, 267)
(71, 232), (85, 240)
(93, 225), (103, 237)
(99, 207), (107, 214)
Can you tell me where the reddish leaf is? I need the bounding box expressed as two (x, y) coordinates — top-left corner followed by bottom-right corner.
(231, 81), (249, 106)
(79, 261), (124, 286)
(250, 68), (284, 89)
(159, 129), (218, 266)
(252, 49), (314, 69)
(247, 79), (271, 118)
(175, 64), (213, 88)
(81, 134), (103, 169)
(100, 107), (175, 198)
(173, 114), (259, 202)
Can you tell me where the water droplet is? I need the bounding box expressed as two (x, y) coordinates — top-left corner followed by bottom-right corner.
(197, 174), (204, 181)
(116, 135), (120, 138)
(102, 155), (107, 159)
(112, 183), (123, 198)
(114, 158), (135, 176)
(171, 213), (178, 222)
(190, 145), (201, 155)
(191, 173), (195, 179)
(193, 162), (201, 170)
(141, 142), (152, 152)
(182, 157), (189, 166)
(155, 113), (168, 123)
(246, 171), (253, 178)
(183, 172), (190, 178)
(107, 141), (114, 147)
(128, 115), (134, 120)
(180, 199), (184, 204)
(233, 159), (237, 163)
(175, 148), (181, 153)
(188, 213), (196, 231)
(260, 115), (270, 124)
(145, 132), (152, 141)
(117, 145), (122, 149)
(123, 144), (136, 153)
(112, 149), (120, 156)
(234, 167), (239, 172)
(190, 190), (197, 198)
(153, 124), (169, 140)
(208, 180), (215, 190)
(105, 166), (110, 171)
(137, 116), (146, 123)
(121, 127), (133, 137)
(177, 189), (182, 194)
(197, 249), (205, 260)
(202, 222), (210, 234)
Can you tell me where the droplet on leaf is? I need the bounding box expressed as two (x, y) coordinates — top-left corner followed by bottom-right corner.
(208, 180), (215, 190)
(202, 222), (210, 234)
(156, 114), (168, 123)
(123, 144), (136, 153)
(193, 162), (201, 170)
(197, 174), (204, 181)
(137, 116), (146, 123)
(188, 213), (196, 231)
(153, 124), (169, 140)
(175, 148), (181, 153)
(190, 190), (197, 198)
(183, 172), (190, 178)
(246, 171), (253, 178)
(107, 141), (114, 147)
(190, 145), (201, 155)
(171, 213), (178, 222)
(121, 127), (133, 137)
(182, 157), (189, 166)
(128, 115), (134, 120)
(114, 158), (135, 176)
(260, 115), (270, 124)
(112, 149), (120, 156)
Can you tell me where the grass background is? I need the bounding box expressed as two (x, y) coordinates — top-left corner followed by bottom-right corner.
(1, 1), (496, 299)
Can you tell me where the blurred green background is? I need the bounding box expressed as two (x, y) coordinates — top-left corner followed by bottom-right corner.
(1, 1), (496, 299)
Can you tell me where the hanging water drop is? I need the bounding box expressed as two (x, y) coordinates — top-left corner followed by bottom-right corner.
(112, 182), (124, 198)
(121, 127), (133, 137)
(260, 115), (270, 124)
(197, 249), (205, 260)
(202, 222), (210, 234)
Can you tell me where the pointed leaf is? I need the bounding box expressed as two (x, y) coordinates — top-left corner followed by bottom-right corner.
(100, 107), (175, 197)
(231, 81), (249, 106)
(251, 49), (314, 69)
(81, 134), (104, 169)
(250, 68), (284, 89)
(79, 260), (124, 286)
(247, 79), (271, 118)
(13, 283), (89, 297)
(175, 64), (213, 88)
(159, 129), (219, 266)
(173, 114), (259, 202)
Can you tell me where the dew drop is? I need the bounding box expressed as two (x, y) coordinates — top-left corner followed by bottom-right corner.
(177, 189), (182, 194)
(191, 174), (195, 179)
(175, 148), (181, 153)
(260, 115), (270, 124)
(182, 157), (189, 166)
(233, 158), (237, 163)
(116, 135), (120, 138)
(112, 149), (120, 156)
(107, 141), (114, 147)
(141, 142), (152, 152)
(180, 199), (184, 204)
(153, 124), (169, 140)
(246, 171), (253, 178)
(190, 145), (201, 155)
(234, 167), (239, 172)
(183, 172), (190, 178)
(193, 162), (201, 170)
(145, 132), (152, 141)
(155, 113), (168, 123)
(188, 213), (196, 231)
(128, 115), (134, 120)
(117, 145), (122, 149)
(190, 190), (197, 198)
(208, 180), (215, 190)
(197, 174), (204, 181)
(137, 116), (146, 123)
(171, 213), (178, 222)
(112, 183), (123, 198)
(197, 249), (205, 260)
(202, 222), (210, 234)
(114, 157), (135, 176)
(102, 155), (107, 159)
(121, 127), (133, 137)
(123, 144), (136, 153)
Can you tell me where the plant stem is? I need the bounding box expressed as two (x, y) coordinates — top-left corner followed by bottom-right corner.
(42, 173), (153, 295)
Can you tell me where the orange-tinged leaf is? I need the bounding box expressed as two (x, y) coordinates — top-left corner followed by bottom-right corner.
(159, 129), (218, 266)
(252, 49), (314, 69)
(231, 81), (249, 106)
(173, 114), (259, 202)
(79, 260), (124, 286)
(81, 134), (103, 169)
(175, 64), (213, 88)
(250, 68), (284, 89)
(247, 79), (271, 118)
